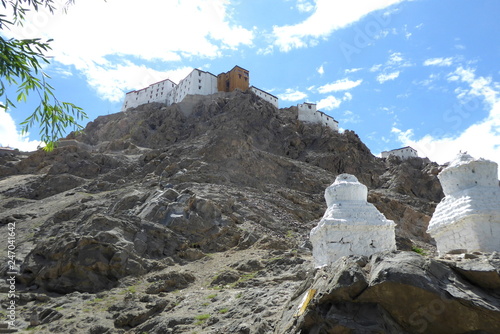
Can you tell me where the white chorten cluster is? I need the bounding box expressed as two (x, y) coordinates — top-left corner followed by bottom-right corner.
(427, 153), (500, 255)
(310, 174), (396, 267)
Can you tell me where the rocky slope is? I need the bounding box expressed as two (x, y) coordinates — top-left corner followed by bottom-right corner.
(0, 90), (498, 333)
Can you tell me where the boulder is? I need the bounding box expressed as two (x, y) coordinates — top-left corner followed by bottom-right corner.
(277, 251), (500, 334)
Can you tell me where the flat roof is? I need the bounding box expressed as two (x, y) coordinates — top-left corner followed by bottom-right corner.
(383, 146), (417, 153)
(125, 78), (177, 94)
(250, 86), (279, 99)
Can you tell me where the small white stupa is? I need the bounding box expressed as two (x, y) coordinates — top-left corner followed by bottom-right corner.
(427, 153), (500, 255)
(310, 174), (396, 267)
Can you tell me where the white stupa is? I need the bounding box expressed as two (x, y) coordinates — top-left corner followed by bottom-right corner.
(427, 153), (500, 255)
(310, 174), (396, 267)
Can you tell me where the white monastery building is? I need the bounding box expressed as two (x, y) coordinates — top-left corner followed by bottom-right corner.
(310, 174), (396, 267)
(297, 102), (339, 132)
(121, 66), (278, 112)
(427, 153), (500, 255)
(381, 146), (418, 159)
(250, 86), (279, 109)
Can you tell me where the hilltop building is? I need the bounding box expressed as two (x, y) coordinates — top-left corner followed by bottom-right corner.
(427, 153), (500, 255)
(0, 146), (19, 156)
(121, 65), (278, 111)
(297, 102), (338, 132)
(217, 66), (249, 92)
(249, 86), (279, 108)
(381, 146), (418, 160)
(310, 174), (396, 267)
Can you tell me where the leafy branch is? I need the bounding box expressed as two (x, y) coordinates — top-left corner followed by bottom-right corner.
(0, 0), (86, 151)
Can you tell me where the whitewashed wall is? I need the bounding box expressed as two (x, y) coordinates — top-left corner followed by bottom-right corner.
(250, 86), (279, 108)
(121, 79), (176, 111)
(381, 147), (418, 159)
(167, 69), (217, 105)
(297, 103), (338, 132)
(121, 68), (277, 114)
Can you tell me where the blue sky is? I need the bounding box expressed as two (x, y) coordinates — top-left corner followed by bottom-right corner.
(1, 0), (499, 173)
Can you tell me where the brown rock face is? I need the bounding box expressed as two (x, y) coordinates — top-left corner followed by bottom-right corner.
(0, 90), (456, 333)
(277, 252), (500, 334)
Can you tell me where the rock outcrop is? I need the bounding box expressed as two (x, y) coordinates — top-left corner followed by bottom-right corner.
(277, 251), (500, 334)
(0, 90), (466, 333)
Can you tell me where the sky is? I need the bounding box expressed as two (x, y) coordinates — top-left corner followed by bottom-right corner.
(1, 0), (499, 176)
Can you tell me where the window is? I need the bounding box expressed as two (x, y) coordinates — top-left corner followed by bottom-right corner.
(199, 86), (202, 90)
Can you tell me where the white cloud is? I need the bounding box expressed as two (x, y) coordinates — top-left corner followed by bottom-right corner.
(393, 67), (500, 177)
(423, 57), (454, 67)
(0, 109), (41, 151)
(317, 95), (342, 110)
(371, 51), (411, 84)
(317, 78), (362, 93)
(317, 65), (325, 75)
(5, 0), (254, 101)
(341, 110), (361, 123)
(296, 0), (315, 13)
(377, 71), (400, 83)
(83, 62), (194, 102)
(272, 0), (405, 52)
(345, 68), (363, 74)
(278, 88), (308, 102)
(388, 52), (403, 64)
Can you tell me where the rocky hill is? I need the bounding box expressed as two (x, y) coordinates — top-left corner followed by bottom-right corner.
(0, 90), (498, 333)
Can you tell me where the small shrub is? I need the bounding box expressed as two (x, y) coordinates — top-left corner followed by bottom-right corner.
(194, 314), (211, 321)
(194, 314), (211, 325)
(412, 246), (427, 255)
